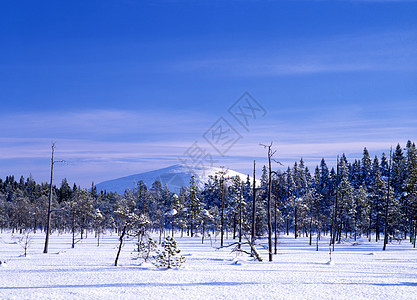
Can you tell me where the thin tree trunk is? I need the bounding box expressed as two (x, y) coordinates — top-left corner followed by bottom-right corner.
(43, 143), (55, 254)
(376, 196), (380, 242)
(114, 225), (127, 266)
(238, 185), (242, 250)
(274, 193), (278, 254)
(72, 212), (76, 248)
(220, 175), (225, 247)
(331, 156), (339, 251)
(233, 213), (237, 240)
(251, 160), (256, 255)
(294, 205), (298, 239)
(309, 198), (313, 246)
(286, 213), (289, 235)
(171, 215), (174, 238)
(263, 144), (273, 262)
(202, 221), (205, 244)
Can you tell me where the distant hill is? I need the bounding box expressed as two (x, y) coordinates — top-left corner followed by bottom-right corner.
(94, 164), (254, 194)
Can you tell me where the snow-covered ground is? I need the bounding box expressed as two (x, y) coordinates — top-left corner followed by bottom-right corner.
(1, 231), (416, 299)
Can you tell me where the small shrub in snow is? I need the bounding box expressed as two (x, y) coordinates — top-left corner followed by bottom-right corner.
(18, 231), (33, 257)
(136, 237), (157, 262)
(153, 236), (185, 269)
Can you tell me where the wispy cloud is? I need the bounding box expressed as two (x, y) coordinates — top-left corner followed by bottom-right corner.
(0, 109), (211, 185)
(1, 100), (416, 187)
(166, 30), (417, 76)
(0, 110), (210, 140)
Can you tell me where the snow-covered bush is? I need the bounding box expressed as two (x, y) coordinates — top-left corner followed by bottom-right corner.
(153, 236), (185, 269)
(136, 237), (157, 262)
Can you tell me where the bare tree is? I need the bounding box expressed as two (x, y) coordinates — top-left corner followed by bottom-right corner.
(260, 142), (279, 262)
(330, 156), (339, 251)
(43, 143), (59, 253)
(219, 234), (263, 262)
(43, 143), (65, 253)
(19, 230), (33, 257)
(251, 160), (257, 252)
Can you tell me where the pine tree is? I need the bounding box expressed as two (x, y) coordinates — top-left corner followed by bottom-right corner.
(151, 180), (164, 232)
(215, 168), (229, 247)
(350, 160), (362, 189)
(318, 159), (332, 233)
(380, 153), (389, 178)
(187, 175), (202, 237)
(292, 159), (308, 239)
(404, 142), (417, 245)
(228, 176), (244, 240)
(153, 236), (185, 269)
(135, 180), (150, 218)
(370, 157), (386, 242)
(354, 184), (369, 239)
(392, 144), (406, 197)
(337, 159), (354, 241)
(285, 168), (296, 236)
(361, 147), (373, 190)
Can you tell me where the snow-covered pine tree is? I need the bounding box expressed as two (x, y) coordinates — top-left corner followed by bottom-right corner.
(153, 236), (185, 269)
(354, 184), (368, 240)
(370, 156), (386, 242)
(93, 208), (105, 246)
(292, 159), (309, 239)
(380, 153), (389, 178)
(135, 180), (150, 218)
(404, 141), (417, 245)
(284, 167), (295, 236)
(227, 176), (245, 240)
(338, 159), (355, 241)
(151, 180), (164, 238)
(361, 148), (373, 190)
(186, 175), (202, 237)
(392, 144), (406, 197)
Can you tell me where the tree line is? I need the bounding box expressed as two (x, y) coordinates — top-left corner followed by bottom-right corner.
(1, 140), (416, 254)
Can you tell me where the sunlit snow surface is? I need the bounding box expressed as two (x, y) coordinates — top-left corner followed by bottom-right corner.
(1, 232), (416, 299)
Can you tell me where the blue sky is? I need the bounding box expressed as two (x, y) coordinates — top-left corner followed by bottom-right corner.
(1, 0), (416, 187)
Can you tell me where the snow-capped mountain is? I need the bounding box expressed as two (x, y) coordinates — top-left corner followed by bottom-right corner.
(95, 164), (254, 194)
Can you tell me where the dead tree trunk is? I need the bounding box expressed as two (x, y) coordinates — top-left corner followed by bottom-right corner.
(331, 156), (339, 251)
(114, 225), (127, 266)
(251, 160), (257, 255)
(43, 143), (55, 254)
(261, 143), (275, 262)
(238, 185), (243, 250)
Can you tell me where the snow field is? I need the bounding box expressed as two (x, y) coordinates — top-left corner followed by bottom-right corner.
(1, 231), (416, 299)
